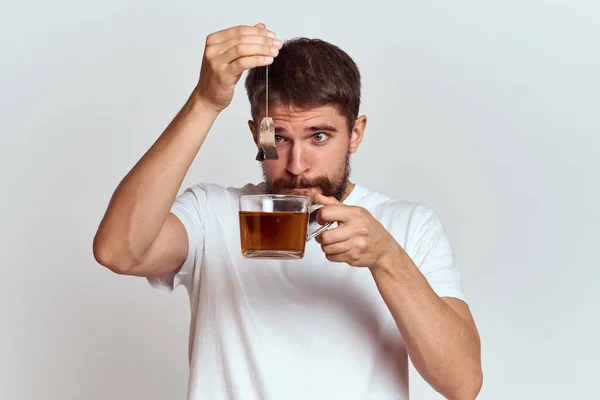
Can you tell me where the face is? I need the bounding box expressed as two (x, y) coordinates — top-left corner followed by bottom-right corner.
(248, 104), (366, 201)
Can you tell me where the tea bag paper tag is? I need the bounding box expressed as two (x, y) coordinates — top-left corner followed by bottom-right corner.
(255, 116), (278, 161)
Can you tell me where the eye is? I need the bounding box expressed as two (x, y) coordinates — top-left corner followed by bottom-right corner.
(274, 135), (285, 143)
(312, 133), (328, 142)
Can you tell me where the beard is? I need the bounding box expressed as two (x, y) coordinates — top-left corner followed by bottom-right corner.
(262, 153), (351, 202)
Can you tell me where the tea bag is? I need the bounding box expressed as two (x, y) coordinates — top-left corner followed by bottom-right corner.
(255, 65), (279, 161)
(256, 117), (278, 160)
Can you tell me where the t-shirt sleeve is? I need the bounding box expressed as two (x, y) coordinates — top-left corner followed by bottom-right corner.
(146, 184), (207, 293)
(406, 205), (466, 301)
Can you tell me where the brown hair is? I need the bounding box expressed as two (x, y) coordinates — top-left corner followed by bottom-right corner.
(245, 38), (361, 132)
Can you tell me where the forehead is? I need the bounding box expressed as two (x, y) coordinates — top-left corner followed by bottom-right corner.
(265, 104), (345, 124)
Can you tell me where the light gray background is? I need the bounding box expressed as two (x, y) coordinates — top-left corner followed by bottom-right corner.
(2, 1), (599, 399)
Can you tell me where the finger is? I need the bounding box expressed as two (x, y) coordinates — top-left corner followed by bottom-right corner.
(206, 25), (275, 46)
(216, 43), (279, 66)
(325, 250), (352, 263)
(315, 225), (353, 245)
(212, 34), (282, 57)
(225, 55), (275, 76)
(313, 193), (342, 206)
(321, 241), (352, 255)
(316, 205), (353, 224)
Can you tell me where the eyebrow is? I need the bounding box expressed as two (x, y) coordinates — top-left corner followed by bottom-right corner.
(307, 124), (338, 132)
(274, 124), (339, 134)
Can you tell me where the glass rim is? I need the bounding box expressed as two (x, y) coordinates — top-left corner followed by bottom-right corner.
(238, 194), (311, 201)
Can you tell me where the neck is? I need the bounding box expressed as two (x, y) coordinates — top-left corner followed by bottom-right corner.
(341, 181), (355, 202)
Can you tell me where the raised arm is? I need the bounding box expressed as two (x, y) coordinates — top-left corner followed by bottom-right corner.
(93, 23), (281, 277)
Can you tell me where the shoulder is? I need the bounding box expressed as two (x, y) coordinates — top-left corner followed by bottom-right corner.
(178, 181), (263, 204)
(352, 184), (421, 217)
(353, 184), (445, 236)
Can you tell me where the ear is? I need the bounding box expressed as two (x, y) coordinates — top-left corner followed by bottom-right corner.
(248, 119), (258, 146)
(349, 115), (367, 154)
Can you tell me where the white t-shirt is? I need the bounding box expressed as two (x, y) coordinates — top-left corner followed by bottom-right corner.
(148, 182), (465, 400)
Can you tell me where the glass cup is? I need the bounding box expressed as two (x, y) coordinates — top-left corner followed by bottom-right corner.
(238, 194), (332, 259)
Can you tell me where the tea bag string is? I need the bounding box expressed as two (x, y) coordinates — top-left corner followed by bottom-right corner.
(265, 65), (269, 118)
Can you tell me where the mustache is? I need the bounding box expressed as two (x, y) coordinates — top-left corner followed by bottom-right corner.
(269, 176), (332, 190)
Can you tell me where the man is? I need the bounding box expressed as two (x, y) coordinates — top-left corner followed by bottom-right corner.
(93, 23), (483, 400)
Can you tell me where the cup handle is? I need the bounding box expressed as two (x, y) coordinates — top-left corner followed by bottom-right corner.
(306, 204), (333, 242)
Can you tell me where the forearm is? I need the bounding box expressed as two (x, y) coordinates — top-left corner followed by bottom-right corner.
(371, 246), (482, 400)
(94, 92), (218, 266)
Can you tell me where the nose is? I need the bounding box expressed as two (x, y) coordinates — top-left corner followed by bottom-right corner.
(286, 142), (309, 176)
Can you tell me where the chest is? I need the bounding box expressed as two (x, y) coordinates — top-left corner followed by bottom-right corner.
(198, 197), (406, 333)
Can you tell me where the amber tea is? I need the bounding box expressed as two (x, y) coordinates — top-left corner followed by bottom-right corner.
(238, 194), (332, 260)
(239, 211), (309, 258)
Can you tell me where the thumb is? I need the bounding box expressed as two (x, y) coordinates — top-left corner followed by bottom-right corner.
(254, 22), (267, 31)
(312, 193), (341, 205)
